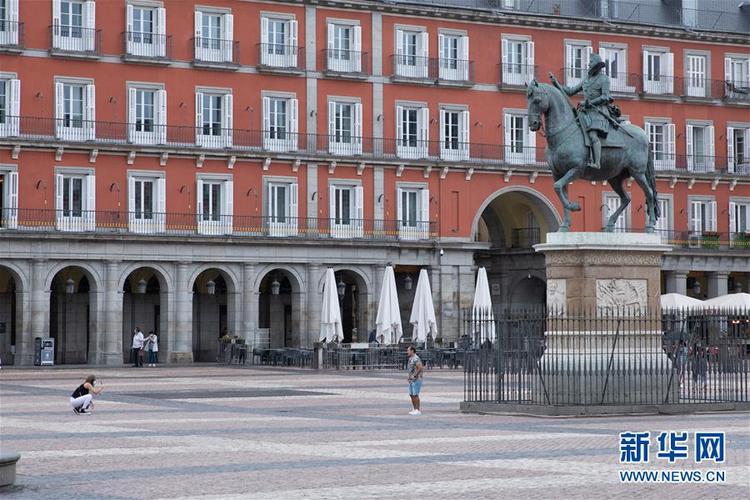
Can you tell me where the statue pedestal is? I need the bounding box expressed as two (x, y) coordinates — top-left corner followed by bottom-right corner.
(533, 232), (677, 406)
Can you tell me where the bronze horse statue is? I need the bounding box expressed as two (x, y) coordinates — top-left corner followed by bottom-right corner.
(525, 78), (659, 232)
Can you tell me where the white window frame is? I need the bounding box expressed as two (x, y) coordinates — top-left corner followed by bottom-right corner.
(326, 21), (361, 73)
(396, 103), (429, 159)
(643, 48), (674, 94)
(644, 120), (675, 171)
(126, 3), (166, 58)
(52, 0), (96, 52)
(395, 27), (428, 79)
(686, 122), (714, 173)
(265, 177), (298, 237)
(0, 76), (20, 137)
(603, 192), (630, 232)
(502, 36), (534, 86)
(329, 181), (363, 238)
(261, 14), (298, 67)
(396, 184), (430, 240)
(439, 107), (469, 161)
(328, 98), (362, 156)
(0, 0), (19, 46)
(55, 79), (95, 141)
(564, 41), (592, 87)
(0, 165), (18, 230)
(684, 52), (708, 98)
(263, 93), (298, 152)
(689, 197), (717, 237)
(194, 9), (233, 63)
(504, 111), (536, 165)
(729, 198), (750, 247)
(127, 171), (165, 233)
(196, 174), (232, 235)
(128, 84), (166, 145)
(599, 43), (633, 93)
(654, 195), (672, 243)
(438, 31), (469, 81)
(55, 168), (95, 232)
(724, 55), (750, 99)
(727, 125), (750, 174)
(195, 89), (232, 148)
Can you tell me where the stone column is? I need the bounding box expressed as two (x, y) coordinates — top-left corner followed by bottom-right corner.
(98, 260), (123, 365)
(706, 271), (729, 299)
(170, 262), (193, 363)
(665, 271), (688, 295)
(15, 263), (33, 365)
(29, 260), (49, 360)
(306, 264), (322, 347)
(242, 264), (258, 347)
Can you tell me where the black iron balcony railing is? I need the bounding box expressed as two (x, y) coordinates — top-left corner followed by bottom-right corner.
(122, 31), (171, 60)
(0, 20), (23, 49)
(323, 49), (368, 75)
(0, 208), (437, 242)
(258, 43), (304, 70)
(192, 36), (239, 65)
(50, 24), (101, 55)
(498, 63), (537, 87)
(616, 229), (750, 251)
(390, 55), (474, 83)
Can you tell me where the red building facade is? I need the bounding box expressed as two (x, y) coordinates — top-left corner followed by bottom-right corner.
(0, 0), (748, 365)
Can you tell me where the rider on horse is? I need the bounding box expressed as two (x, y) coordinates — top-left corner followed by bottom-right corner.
(550, 53), (615, 170)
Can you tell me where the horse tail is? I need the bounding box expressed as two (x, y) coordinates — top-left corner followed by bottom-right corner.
(646, 145), (660, 219)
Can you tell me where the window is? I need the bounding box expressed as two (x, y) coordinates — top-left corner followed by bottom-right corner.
(194, 10), (233, 63)
(128, 174), (165, 233)
(195, 91), (232, 148)
(598, 0), (619, 18)
(686, 123), (715, 172)
(261, 16), (298, 67)
(329, 183), (363, 238)
(128, 87), (166, 145)
(52, 0), (96, 52)
(439, 33), (469, 81)
(0, 167), (18, 229)
(0, 77), (19, 137)
(0, 0), (19, 46)
(396, 105), (429, 159)
(604, 193), (629, 232)
(327, 23), (361, 73)
(689, 199), (717, 235)
(502, 38), (534, 85)
(565, 43), (592, 86)
(397, 186), (429, 240)
(55, 81), (95, 141)
(685, 54), (707, 97)
(55, 171), (95, 231)
(126, 4), (166, 58)
(643, 49), (674, 94)
(654, 197), (671, 243)
(395, 29), (428, 79)
(440, 108), (469, 161)
(263, 95), (298, 152)
(645, 121), (675, 170)
(724, 56), (750, 99)
(504, 112), (536, 165)
(328, 100), (362, 155)
(267, 180), (298, 236)
(682, 0), (697, 28)
(196, 176), (233, 235)
(729, 200), (750, 246)
(599, 45), (632, 92)
(727, 126), (750, 174)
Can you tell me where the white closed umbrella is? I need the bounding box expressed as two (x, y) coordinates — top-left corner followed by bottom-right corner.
(472, 267), (495, 344)
(702, 292), (750, 311)
(410, 269), (437, 344)
(375, 266), (402, 344)
(320, 268), (343, 343)
(660, 293), (703, 310)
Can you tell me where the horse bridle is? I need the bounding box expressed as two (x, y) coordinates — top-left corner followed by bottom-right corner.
(529, 86), (578, 141)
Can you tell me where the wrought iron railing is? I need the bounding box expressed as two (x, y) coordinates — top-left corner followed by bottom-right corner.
(390, 55), (475, 82)
(192, 36), (239, 65)
(323, 49), (368, 74)
(50, 24), (100, 55)
(258, 43), (303, 70)
(499, 63), (537, 87)
(0, 20), (23, 48)
(122, 31), (171, 60)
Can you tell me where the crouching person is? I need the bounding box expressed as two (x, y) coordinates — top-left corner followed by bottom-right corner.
(70, 374), (103, 415)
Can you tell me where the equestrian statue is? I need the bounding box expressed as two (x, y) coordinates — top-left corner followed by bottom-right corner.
(525, 53), (660, 233)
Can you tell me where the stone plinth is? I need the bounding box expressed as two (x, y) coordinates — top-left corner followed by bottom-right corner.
(0, 450), (20, 487)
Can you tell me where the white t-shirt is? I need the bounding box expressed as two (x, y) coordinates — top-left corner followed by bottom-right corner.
(132, 331), (144, 349)
(150, 335), (159, 352)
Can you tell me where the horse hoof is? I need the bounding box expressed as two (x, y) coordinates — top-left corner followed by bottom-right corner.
(569, 203), (581, 212)
(558, 226), (569, 233)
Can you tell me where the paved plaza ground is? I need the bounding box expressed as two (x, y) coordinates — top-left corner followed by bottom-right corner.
(0, 365), (748, 499)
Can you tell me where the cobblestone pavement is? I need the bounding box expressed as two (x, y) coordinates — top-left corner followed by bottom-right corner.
(1, 365), (748, 499)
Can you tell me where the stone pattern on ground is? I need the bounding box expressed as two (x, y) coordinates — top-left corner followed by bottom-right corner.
(0, 366), (748, 499)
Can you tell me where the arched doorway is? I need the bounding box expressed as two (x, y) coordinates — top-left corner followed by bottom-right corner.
(333, 270), (369, 343)
(258, 269), (301, 348)
(474, 188), (560, 307)
(122, 268), (168, 364)
(192, 269), (236, 361)
(0, 266), (21, 365)
(49, 267), (96, 364)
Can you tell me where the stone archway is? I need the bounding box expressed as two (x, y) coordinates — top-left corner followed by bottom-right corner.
(0, 265), (25, 365)
(510, 275), (547, 308)
(48, 266), (99, 364)
(192, 268), (238, 361)
(122, 267), (169, 364)
(258, 269), (302, 348)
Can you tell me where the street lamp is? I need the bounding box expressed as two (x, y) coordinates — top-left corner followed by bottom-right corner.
(337, 279), (346, 298)
(404, 275), (413, 291)
(692, 280), (701, 297)
(65, 278), (75, 295)
(206, 280), (216, 296)
(136, 278), (147, 295)
(270, 278), (281, 296)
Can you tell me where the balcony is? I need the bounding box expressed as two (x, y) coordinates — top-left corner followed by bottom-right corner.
(0, 208), (437, 243)
(323, 49), (368, 78)
(655, 230), (750, 252)
(436, 57), (474, 86)
(49, 25), (101, 58)
(0, 20), (23, 52)
(499, 63), (537, 88)
(257, 44), (304, 74)
(192, 37), (239, 70)
(391, 54), (431, 83)
(724, 80), (750, 104)
(122, 31), (171, 64)
(390, 55), (475, 86)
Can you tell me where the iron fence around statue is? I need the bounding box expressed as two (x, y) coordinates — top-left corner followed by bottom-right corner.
(463, 307), (750, 406)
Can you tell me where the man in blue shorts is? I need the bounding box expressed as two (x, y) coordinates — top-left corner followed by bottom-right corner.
(406, 345), (423, 415)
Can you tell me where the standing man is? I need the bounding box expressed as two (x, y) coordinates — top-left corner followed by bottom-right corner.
(131, 327), (144, 367)
(406, 345), (423, 416)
